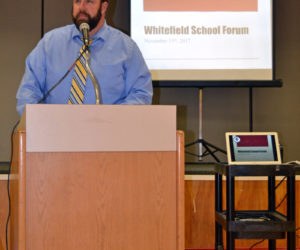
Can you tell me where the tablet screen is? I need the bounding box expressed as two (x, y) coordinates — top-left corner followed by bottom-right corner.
(226, 133), (281, 164)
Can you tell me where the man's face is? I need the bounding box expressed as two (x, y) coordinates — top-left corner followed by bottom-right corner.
(72, 0), (105, 31)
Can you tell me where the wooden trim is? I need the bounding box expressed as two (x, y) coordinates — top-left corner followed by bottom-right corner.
(177, 131), (185, 250)
(10, 130), (26, 250)
(0, 175), (8, 180)
(18, 131), (26, 250)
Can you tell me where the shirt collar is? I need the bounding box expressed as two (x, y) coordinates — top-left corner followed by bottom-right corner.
(71, 20), (109, 43)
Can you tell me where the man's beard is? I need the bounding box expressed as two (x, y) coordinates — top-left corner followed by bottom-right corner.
(72, 4), (102, 32)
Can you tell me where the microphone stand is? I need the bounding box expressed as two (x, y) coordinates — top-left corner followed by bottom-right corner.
(85, 50), (102, 104)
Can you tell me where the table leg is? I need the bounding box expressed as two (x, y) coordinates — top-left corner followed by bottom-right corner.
(215, 174), (223, 249)
(287, 176), (295, 250)
(226, 176), (235, 250)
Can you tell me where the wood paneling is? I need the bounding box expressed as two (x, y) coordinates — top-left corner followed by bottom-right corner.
(24, 151), (178, 250)
(0, 181), (8, 250)
(185, 180), (215, 247)
(2, 177), (300, 249)
(6, 130), (184, 250)
(185, 179), (300, 249)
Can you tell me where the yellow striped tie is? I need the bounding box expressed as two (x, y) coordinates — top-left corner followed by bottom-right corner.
(68, 44), (90, 104)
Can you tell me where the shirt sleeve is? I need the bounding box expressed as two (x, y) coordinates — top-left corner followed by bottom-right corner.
(16, 39), (47, 116)
(119, 41), (153, 105)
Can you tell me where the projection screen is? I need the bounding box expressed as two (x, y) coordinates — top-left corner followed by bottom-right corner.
(130, 0), (273, 81)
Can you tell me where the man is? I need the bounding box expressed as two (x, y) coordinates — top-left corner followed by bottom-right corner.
(16, 0), (153, 115)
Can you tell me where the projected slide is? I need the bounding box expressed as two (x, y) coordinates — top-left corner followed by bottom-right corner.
(131, 0), (273, 81)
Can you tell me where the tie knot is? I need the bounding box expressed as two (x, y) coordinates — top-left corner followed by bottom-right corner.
(82, 40), (93, 51)
(80, 40), (93, 59)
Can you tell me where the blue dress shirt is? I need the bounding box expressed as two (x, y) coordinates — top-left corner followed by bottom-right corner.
(16, 22), (153, 115)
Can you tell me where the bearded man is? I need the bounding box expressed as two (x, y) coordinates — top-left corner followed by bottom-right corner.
(16, 0), (153, 115)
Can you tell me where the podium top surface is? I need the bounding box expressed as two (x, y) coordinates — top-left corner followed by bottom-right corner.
(19, 104), (177, 153)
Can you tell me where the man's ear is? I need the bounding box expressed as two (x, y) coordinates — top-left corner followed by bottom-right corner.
(101, 1), (109, 16)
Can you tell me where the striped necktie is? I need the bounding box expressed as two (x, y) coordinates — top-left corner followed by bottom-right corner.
(68, 44), (90, 104)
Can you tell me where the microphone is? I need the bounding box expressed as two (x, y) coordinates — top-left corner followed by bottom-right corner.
(79, 23), (90, 48)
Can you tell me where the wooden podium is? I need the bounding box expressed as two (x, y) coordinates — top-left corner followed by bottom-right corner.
(10, 104), (184, 250)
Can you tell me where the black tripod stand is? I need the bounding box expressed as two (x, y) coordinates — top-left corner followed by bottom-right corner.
(185, 87), (258, 162)
(185, 138), (226, 162)
(185, 88), (226, 162)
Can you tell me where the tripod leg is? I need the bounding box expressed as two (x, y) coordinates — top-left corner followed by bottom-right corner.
(201, 141), (221, 162)
(185, 139), (202, 148)
(202, 139), (226, 154)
